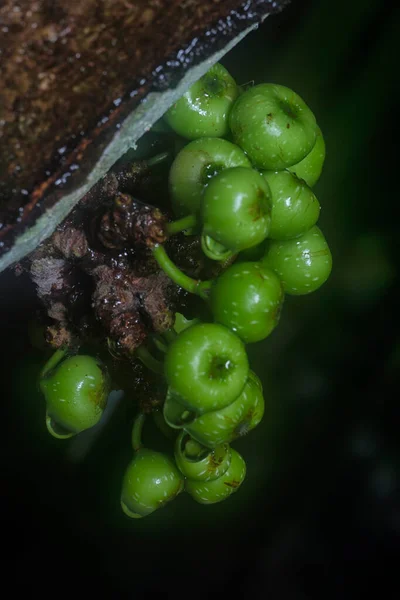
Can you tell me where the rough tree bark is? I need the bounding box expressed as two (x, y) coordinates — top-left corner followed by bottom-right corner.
(0, 0), (290, 265)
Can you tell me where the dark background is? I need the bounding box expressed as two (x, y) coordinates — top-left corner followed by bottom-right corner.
(1, 0), (399, 597)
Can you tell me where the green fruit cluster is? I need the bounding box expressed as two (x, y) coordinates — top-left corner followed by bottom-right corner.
(121, 411), (248, 516)
(38, 63), (333, 519)
(165, 65), (331, 295)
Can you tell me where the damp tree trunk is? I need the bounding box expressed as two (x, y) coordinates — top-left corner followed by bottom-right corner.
(0, 0), (290, 271)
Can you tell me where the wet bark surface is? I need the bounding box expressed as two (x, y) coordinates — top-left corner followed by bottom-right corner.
(0, 0), (289, 254)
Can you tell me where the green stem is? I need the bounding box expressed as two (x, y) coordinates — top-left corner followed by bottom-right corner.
(136, 344), (164, 375)
(40, 347), (68, 379)
(152, 244), (212, 300)
(162, 329), (177, 344)
(151, 334), (168, 354)
(166, 214), (197, 236)
(132, 412), (146, 452)
(146, 151), (170, 167)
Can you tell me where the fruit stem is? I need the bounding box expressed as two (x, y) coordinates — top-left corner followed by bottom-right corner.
(136, 345), (164, 375)
(131, 412), (146, 451)
(152, 244), (211, 300)
(166, 214), (197, 236)
(146, 151), (170, 167)
(151, 334), (168, 354)
(163, 328), (177, 344)
(40, 347), (68, 379)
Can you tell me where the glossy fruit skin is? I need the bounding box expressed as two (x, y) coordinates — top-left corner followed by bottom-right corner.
(210, 261), (284, 343)
(120, 449), (184, 518)
(185, 370), (265, 448)
(248, 369), (263, 391)
(169, 137), (251, 218)
(164, 323), (249, 415)
(229, 83), (317, 170)
(40, 355), (110, 437)
(164, 63), (239, 139)
(288, 126), (325, 187)
(174, 432), (231, 481)
(261, 170), (320, 240)
(202, 167), (272, 253)
(185, 448), (246, 504)
(262, 225), (332, 295)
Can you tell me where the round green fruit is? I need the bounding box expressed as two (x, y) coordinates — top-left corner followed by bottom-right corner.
(201, 166), (272, 253)
(174, 432), (231, 481)
(185, 448), (246, 504)
(164, 323), (249, 415)
(164, 63), (239, 139)
(169, 137), (251, 218)
(288, 126), (325, 187)
(185, 371), (265, 448)
(262, 225), (332, 295)
(261, 170), (320, 240)
(210, 261), (284, 343)
(120, 449), (184, 518)
(40, 354), (110, 438)
(229, 83), (317, 170)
